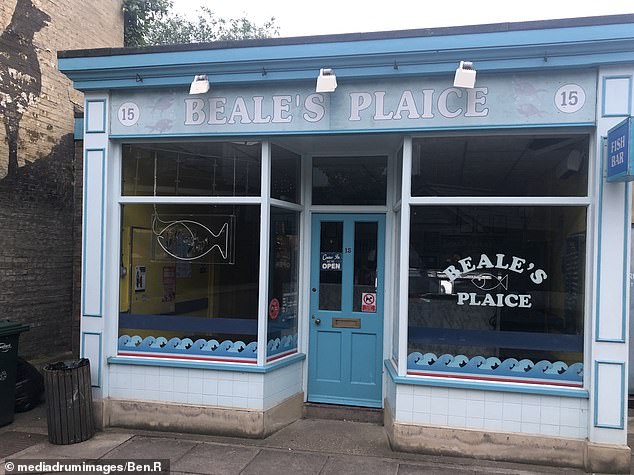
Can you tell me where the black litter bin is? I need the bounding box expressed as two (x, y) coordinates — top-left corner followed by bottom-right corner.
(0, 320), (29, 427)
(43, 358), (95, 444)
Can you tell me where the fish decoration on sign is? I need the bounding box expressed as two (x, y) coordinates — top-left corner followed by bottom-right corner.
(471, 273), (508, 291)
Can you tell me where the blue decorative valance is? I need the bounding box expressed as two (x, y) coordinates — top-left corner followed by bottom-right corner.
(267, 335), (298, 360)
(118, 335), (257, 361)
(407, 352), (583, 385)
(118, 334), (299, 362)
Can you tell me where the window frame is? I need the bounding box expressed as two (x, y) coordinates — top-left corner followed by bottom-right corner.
(113, 139), (302, 367)
(396, 129), (595, 393)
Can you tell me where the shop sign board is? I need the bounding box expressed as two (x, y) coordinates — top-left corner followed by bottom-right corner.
(607, 116), (634, 182)
(110, 70), (596, 137)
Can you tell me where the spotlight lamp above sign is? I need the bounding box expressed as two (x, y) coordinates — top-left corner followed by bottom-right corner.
(189, 75), (210, 95)
(606, 116), (634, 182)
(453, 61), (476, 89)
(316, 68), (337, 93)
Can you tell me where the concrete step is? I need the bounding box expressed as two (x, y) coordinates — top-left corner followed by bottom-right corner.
(303, 403), (383, 424)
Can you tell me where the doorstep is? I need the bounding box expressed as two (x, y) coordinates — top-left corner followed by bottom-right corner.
(303, 402), (383, 424)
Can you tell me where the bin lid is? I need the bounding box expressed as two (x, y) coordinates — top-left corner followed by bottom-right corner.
(0, 320), (30, 337)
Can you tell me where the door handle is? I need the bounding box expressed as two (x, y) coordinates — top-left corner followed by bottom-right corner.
(311, 315), (321, 325)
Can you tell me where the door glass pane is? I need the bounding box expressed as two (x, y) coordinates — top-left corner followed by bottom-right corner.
(319, 221), (343, 311)
(353, 221), (378, 312)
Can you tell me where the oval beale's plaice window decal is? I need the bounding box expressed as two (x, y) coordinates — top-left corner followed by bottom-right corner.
(442, 252), (547, 308)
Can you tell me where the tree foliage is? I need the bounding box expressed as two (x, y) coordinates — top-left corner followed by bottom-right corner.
(123, 0), (172, 47)
(123, 1), (279, 47)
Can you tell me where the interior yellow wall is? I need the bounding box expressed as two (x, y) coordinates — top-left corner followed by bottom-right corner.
(119, 204), (213, 319)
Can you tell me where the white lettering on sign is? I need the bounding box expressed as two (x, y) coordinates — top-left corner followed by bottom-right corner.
(183, 87), (490, 127)
(0, 342), (13, 353)
(322, 262), (341, 271)
(348, 87), (489, 122)
(443, 253), (546, 283)
(611, 134), (626, 168)
(456, 292), (533, 308)
(442, 253), (547, 309)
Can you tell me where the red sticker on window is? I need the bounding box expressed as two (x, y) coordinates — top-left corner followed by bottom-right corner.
(269, 298), (280, 320)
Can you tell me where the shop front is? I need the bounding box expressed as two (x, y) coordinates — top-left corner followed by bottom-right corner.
(59, 14), (634, 471)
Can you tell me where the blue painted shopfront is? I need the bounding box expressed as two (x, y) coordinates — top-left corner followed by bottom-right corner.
(59, 15), (634, 470)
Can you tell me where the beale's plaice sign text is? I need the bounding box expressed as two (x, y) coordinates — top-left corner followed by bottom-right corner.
(110, 70), (596, 136)
(442, 252), (548, 309)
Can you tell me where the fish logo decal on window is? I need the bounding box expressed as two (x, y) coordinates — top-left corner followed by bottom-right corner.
(471, 273), (508, 291)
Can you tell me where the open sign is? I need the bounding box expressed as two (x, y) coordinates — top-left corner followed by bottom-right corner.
(321, 252), (342, 271)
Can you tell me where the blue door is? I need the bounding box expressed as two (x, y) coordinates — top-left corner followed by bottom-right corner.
(308, 214), (385, 408)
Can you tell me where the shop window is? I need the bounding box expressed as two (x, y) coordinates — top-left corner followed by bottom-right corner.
(312, 156), (387, 205)
(121, 142), (261, 197)
(407, 206), (585, 386)
(271, 145), (301, 203)
(411, 135), (588, 197)
(267, 208), (300, 361)
(117, 204), (260, 363)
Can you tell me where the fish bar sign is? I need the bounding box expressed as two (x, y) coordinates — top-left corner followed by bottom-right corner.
(442, 253), (548, 308)
(607, 117), (634, 182)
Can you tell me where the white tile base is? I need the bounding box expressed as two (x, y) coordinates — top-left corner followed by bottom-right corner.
(393, 383), (588, 439)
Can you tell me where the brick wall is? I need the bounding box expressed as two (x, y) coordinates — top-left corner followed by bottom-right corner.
(0, 0), (123, 359)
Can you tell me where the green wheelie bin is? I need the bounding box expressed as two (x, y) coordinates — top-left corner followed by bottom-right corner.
(0, 320), (29, 427)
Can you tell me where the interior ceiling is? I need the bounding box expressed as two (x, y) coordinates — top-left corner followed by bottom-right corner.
(271, 133), (404, 156)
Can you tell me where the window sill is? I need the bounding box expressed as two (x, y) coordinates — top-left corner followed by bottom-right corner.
(385, 360), (589, 399)
(108, 352), (305, 373)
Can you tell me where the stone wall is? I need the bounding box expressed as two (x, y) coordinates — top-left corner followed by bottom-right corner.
(0, 0), (123, 358)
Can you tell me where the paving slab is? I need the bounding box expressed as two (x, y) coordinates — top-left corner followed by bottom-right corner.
(320, 454), (399, 475)
(262, 418), (393, 457)
(0, 405), (48, 436)
(101, 435), (197, 462)
(6, 432), (133, 460)
(171, 442), (260, 474)
(240, 448), (327, 475)
(398, 463), (475, 475)
(0, 431), (48, 459)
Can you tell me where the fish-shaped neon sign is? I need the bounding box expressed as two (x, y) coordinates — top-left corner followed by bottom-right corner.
(153, 216), (229, 261)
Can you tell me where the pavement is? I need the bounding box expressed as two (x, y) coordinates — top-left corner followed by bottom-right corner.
(0, 403), (630, 475)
